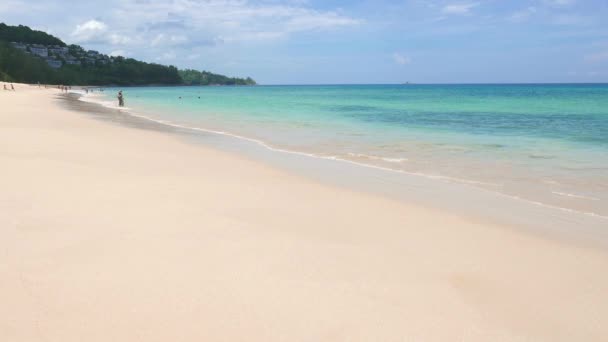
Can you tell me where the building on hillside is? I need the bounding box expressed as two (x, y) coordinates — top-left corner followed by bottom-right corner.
(65, 59), (81, 65)
(29, 45), (48, 57)
(45, 58), (62, 69)
(49, 46), (69, 56)
(10, 42), (27, 51)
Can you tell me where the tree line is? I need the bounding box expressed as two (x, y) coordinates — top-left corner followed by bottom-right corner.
(0, 23), (256, 86)
(179, 69), (256, 86)
(0, 23), (65, 46)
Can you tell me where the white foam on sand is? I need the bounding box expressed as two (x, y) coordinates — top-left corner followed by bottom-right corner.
(76, 92), (608, 221)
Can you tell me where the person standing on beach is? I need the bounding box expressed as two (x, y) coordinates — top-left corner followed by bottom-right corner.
(117, 91), (125, 107)
(10, 84), (15, 91)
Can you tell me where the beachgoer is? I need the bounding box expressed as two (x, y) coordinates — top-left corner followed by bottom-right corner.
(10, 84), (15, 91)
(3, 84), (7, 91)
(117, 91), (125, 107)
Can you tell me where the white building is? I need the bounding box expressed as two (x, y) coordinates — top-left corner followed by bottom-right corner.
(30, 46), (48, 57)
(49, 47), (69, 55)
(10, 42), (27, 51)
(45, 58), (62, 69)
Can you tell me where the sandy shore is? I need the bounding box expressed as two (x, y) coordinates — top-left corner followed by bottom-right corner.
(1, 82), (607, 341)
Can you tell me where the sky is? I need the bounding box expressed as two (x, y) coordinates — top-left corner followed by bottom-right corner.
(1, 0), (607, 84)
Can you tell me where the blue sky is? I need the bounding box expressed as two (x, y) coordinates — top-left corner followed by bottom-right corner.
(1, 0), (607, 84)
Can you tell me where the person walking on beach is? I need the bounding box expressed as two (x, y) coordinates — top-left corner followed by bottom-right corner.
(117, 91), (125, 107)
(10, 84), (15, 91)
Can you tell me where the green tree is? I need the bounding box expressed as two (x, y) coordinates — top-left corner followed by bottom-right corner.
(0, 23), (256, 86)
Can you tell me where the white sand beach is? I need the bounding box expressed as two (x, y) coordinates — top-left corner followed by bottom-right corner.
(1, 83), (608, 341)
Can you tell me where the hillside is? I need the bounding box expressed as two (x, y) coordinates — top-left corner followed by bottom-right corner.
(0, 23), (256, 86)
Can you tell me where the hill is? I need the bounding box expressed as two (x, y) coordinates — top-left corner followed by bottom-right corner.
(0, 23), (256, 86)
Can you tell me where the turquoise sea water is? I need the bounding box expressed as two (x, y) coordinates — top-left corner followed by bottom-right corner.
(93, 84), (608, 217)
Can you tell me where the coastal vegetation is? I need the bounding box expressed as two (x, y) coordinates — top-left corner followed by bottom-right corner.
(179, 69), (256, 86)
(0, 23), (256, 86)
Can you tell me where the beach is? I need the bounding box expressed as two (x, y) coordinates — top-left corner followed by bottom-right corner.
(87, 84), (608, 219)
(1, 82), (608, 341)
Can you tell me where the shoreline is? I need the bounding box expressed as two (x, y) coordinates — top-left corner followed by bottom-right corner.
(78, 85), (608, 221)
(2, 83), (608, 341)
(70, 89), (608, 249)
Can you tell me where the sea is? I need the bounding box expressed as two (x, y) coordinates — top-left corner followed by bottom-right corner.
(87, 84), (608, 222)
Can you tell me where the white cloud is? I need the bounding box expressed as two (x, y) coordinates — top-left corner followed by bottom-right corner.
(71, 20), (135, 46)
(113, 0), (360, 43)
(0, 0), (49, 14)
(284, 11), (359, 32)
(151, 34), (189, 47)
(156, 51), (177, 61)
(62, 0), (359, 53)
(109, 50), (127, 57)
(187, 53), (201, 60)
(108, 33), (132, 45)
(393, 53), (411, 65)
(71, 19), (108, 43)
(441, 3), (479, 15)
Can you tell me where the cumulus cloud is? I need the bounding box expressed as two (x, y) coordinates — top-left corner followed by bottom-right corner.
(151, 34), (189, 47)
(0, 0), (49, 14)
(109, 50), (127, 57)
(107, 33), (132, 45)
(441, 3), (479, 15)
(71, 19), (108, 43)
(156, 51), (177, 61)
(113, 0), (359, 43)
(187, 53), (201, 60)
(393, 53), (411, 65)
(71, 19), (135, 45)
(64, 0), (359, 53)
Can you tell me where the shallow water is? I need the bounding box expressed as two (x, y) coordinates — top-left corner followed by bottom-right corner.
(90, 84), (608, 218)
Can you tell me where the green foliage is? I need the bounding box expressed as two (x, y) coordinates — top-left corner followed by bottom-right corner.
(0, 69), (13, 82)
(0, 23), (65, 46)
(0, 23), (256, 86)
(179, 69), (256, 86)
(68, 44), (85, 56)
(53, 59), (183, 86)
(0, 41), (55, 83)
